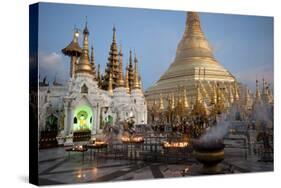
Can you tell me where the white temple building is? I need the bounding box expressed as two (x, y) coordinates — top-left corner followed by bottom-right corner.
(39, 22), (147, 145)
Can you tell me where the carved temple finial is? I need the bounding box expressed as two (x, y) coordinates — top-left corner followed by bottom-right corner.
(185, 12), (204, 37)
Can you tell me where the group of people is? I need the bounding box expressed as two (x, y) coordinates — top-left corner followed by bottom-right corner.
(151, 116), (217, 138)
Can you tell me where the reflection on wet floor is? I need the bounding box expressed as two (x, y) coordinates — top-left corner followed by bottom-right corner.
(38, 146), (273, 185)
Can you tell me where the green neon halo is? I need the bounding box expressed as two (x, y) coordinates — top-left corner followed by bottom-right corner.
(77, 110), (88, 119)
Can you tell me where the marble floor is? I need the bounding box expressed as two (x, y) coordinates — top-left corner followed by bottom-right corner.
(38, 147), (273, 185)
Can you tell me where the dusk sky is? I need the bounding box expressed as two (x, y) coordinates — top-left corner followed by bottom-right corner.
(38, 2), (273, 92)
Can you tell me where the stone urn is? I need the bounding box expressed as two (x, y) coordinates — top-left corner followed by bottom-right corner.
(193, 139), (225, 174)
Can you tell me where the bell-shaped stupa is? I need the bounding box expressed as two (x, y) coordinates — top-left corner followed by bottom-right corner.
(145, 12), (237, 108)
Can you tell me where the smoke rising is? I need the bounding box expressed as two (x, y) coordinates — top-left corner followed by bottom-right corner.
(199, 101), (273, 143)
(200, 115), (231, 143)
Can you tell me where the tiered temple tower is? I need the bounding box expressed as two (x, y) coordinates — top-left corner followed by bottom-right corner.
(101, 27), (141, 93)
(75, 21), (94, 77)
(61, 22), (142, 95)
(102, 26), (120, 90)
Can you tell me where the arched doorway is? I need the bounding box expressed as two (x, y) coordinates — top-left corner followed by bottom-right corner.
(73, 105), (93, 132)
(105, 115), (113, 125)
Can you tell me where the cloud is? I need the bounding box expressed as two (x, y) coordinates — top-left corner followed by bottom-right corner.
(39, 52), (69, 84)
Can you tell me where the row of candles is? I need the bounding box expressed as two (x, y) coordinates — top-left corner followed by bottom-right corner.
(121, 135), (144, 143)
(89, 138), (107, 146)
(162, 141), (189, 148)
(72, 139), (108, 151)
(72, 137), (189, 150)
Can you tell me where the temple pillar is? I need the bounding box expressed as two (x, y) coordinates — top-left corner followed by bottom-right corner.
(96, 105), (102, 134)
(63, 99), (73, 136)
(92, 105), (98, 135)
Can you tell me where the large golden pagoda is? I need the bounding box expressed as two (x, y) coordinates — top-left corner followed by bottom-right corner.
(145, 12), (237, 117)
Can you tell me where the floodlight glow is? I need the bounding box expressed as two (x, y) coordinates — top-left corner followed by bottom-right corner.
(73, 105), (93, 132)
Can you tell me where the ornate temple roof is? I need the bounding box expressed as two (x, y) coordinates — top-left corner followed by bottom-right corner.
(61, 20), (142, 93)
(61, 29), (82, 56)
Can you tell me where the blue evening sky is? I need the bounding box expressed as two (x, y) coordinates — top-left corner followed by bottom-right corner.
(38, 3), (273, 92)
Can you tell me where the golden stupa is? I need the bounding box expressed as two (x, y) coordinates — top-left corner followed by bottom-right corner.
(145, 12), (237, 111)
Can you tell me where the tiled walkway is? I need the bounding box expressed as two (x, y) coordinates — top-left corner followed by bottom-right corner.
(38, 147), (273, 185)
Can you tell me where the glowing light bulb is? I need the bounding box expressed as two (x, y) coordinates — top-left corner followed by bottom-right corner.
(75, 32), (79, 37)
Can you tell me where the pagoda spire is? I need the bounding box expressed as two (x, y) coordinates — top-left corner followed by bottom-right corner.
(108, 72), (113, 96)
(139, 76), (143, 90)
(255, 80), (261, 101)
(184, 12), (204, 38)
(262, 78), (266, 95)
(266, 83), (273, 104)
(125, 64), (130, 93)
(253, 79), (262, 107)
(128, 50), (134, 92)
(82, 19), (89, 58)
(113, 25), (116, 42)
(97, 64), (102, 88)
(103, 26), (119, 90)
(129, 50), (133, 66)
(90, 46), (96, 79)
(75, 18), (93, 75)
(192, 83), (209, 117)
(173, 11), (215, 63)
(133, 52), (141, 90)
(117, 44), (125, 87)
